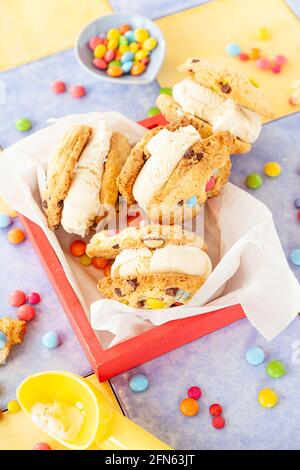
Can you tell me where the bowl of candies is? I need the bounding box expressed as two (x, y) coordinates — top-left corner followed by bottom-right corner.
(76, 13), (166, 84)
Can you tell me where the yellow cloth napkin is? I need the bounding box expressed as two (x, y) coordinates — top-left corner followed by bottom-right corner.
(156, 0), (300, 119)
(0, 0), (112, 71)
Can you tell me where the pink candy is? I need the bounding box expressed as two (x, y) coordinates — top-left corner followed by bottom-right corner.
(256, 58), (271, 70)
(70, 85), (86, 99)
(104, 49), (115, 62)
(205, 176), (216, 192)
(89, 36), (104, 50)
(32, 442), (52, 450)
(188, 386), (202, 400)
(27, 292), (41, 305)
(272, 63), (281, 74)
(275, 54), (287, 66)
(93, 58), (108, 70)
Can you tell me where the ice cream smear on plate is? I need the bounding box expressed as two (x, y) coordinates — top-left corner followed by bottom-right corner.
(111, 244), (212, 278)
(61, 120), (112, 237)
(173, 79), (262, 143)
(30, 400), (85, 441)
(133, 125), (200, 211)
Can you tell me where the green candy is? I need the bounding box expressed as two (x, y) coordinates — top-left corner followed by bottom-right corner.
(15, 117), (32, 132)
(119, 35), (129, 46)
(266, 360), (286, 378)
(147, 106), (160, 117)
(109, 60), (122, 67)
(245, 173), (263, 189)
(159, 87), (172, 96)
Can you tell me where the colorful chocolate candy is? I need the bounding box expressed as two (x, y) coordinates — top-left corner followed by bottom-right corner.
(51, 81), (66, 94)
(70, 85), (86, 99)
(0, 213), (12, 228)
(188, 386), (202, 400)
(17, 305), (36, 322)
(9, 290), (26, 307)
(7, 228), (25, 244)
(266, 360), (286, 378)
(245, 346), (265, 365)
(209, 403), (222, 416)
(258, 388), (278, 408)
(42, 331), (60, 349)
(264, 161), (282, 177)
(7, 400), (21, 413)
(32, 442), (52, 450)
(212, 415), (225, 429)
(27, 292), (41, 304)
(70, 240), (86, 257)
(180, 397), (199, 416)
(15, 118), (32, 132)
(129, 374), (149, 392)
(245, 173), (263, 189)
(290, 248), (300, 266)
(89, 24), (158, 78)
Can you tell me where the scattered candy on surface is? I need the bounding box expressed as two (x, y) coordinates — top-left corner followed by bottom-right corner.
(249, 77), (260, 88)
(266, 360), (286, 378)
(258, 388), (278, 408)
(15, 118), (32, 132)
(27, 292), (41, 304)
(245, 173), (263, 189)
(264, 161), (282, 177)
(256, 58), (271, 70)
(32, 442), (52, 451)
(186, 195), (197, 208)
(209, 403), (223, 416)
(271, 63), (281, 74)
(180, 397), (199, 417)
(91, 257), (109, 269)
(70, 85), (86, 99)
(129, 374), (149, 392)
(212, 415), (225, 429)
(245, 346), (265, 365)
(8, 290), (26, 307)
(7, 400), (20, 413)
(0, 213), (12, 228)
(80, 254), (92, 267)
(290, 248), (300, 266)
(7, 227), (25, 244)
(297, 211), (300, 222)
(250, 48), (261, 60)
(147, 106), (160, 117)
(0, 331), (7, 349)
(188, 386), (202, 400)
(42, 331), (60, 349)
(17, 305), (36, 322)
(70, 240), (86, 257)
(239, 52), (249, 61)
(295, 198), (300, 209)
(51, 81), (66, 94)
(145, 298), (166, 309)
(226, 43), (241, 56)
(256, 27), (271, 40)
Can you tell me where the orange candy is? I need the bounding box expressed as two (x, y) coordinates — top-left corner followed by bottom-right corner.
(131, 62), (146, 76)
(103, 264), (112, 277)
(70, 240), (86, 257)
(107, 66), (123, 77)
(250, 47), (261, 60)
(7, 228), (25, 244)
(179, 397), (199, 417)
(119, 24), (131, 35)
(91, 257), (109, 269)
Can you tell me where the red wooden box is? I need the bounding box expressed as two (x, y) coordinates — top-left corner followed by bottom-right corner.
(19, 114), (245, 381)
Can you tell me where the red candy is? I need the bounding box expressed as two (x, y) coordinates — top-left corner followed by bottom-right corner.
(188, 386), (202, 400)
(27, 292), (41, 305)
(239, 52), (249, 61)
(51, 81), (66, 94)
(70, 240), (86, 257)
(271, 63), (281, 74)
(104, 49), (115, 62)
(205, 176), (216, 192)
(32, 442), (52, 450)
(212, 415), (225, 429)
(297, 211), (300, 222)
(141, 57), (150, 65)
(17, 305), (35, 321)
(89, 36), (104, 50)
(9, 290), (26, 307)
(93, 58), (108, 70)
(209, 403), (222, 416)
(70, 85), (86, 99)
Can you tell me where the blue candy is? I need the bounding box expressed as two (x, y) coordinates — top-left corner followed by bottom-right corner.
(121, 51), (134, 64)
(295, 198), (300, 209)
(176, 289), (190, 301)
(124, 30), (135, 43)
(42, 331), (60, 349)
(226, 43), (241, 56)
(129, 374), (149, 392)
(0, 213), (12, 228)
(186, 195), (197, 208)
(290, 248), (300, 266)
(245, 346), (265, 365)
(0, 331), (7, 350)
(121, 61), (133, 73)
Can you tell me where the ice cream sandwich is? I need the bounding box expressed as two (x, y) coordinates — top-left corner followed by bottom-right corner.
(43, 120), (131, 235)
(87, 224), (212, 309)
(156, 57), (274, 154)
(117, 116), (233, 223)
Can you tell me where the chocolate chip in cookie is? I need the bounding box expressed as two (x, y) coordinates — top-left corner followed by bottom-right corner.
(177, 200), (184, 207)
(42, 200), (48, 209)
(114, 288), (123, 297)
(112, 244), (120, 249)
(220, 83), (232, 94)
(127, 279), (138, 291)
(165, 287), (180, 297)
(137, 299), (145, 308)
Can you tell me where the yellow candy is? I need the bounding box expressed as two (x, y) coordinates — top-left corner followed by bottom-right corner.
(145, 298), (166, 309)
(249, 77), (260, 88)
(107, 28), (120, 41)
(107, 38), (119, 50)
(94, 44), (106, 59)
(143, 37), (157, 51)
(7, 400), (21, 413)
(135, 49), (149, 61)
(258, 388), (278, 408)
(134, 28), (149, 43)
(119, 44), (129, 54)
(129, 42), (139, 54)
(256, 26), (271, 40)
(80, 254), (92, 266)
(263, 161), (282, 177)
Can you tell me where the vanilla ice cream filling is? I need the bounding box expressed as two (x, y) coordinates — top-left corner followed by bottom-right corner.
(30, 400), (84, 442)
(133, 125), (200, 211)
(61, 120), (112, 237)
(111, 244), (212, 278)
(173, 79), (262, 143)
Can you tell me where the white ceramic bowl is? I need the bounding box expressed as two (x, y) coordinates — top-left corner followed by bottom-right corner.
(75, 13), (166, 85)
